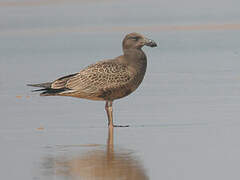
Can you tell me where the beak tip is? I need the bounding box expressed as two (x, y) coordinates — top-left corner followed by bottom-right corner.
(145, 39), (157, 47)
(150, 42), (157, 47)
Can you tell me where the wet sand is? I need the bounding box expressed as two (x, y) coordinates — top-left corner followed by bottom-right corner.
(1, 0), (240, 179)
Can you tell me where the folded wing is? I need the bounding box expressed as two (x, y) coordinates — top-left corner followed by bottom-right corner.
(30, 60), (134, 98)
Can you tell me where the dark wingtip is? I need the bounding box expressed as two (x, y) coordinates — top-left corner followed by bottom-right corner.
(27, 84), (35, 87)
(31, 88), (47, 92)
(27, 82), (52, 88)
(27, 83), (43, 87)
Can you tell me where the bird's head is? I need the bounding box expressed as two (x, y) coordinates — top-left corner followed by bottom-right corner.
(122, 32), (157, 50)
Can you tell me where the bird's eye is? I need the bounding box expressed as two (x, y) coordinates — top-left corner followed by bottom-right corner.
(130, 36), (139, 41)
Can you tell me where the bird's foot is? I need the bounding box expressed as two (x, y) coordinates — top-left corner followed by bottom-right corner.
(111, 124), (130, 128)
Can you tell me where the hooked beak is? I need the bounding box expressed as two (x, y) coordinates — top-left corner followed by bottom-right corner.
(144, 38), (157, 47)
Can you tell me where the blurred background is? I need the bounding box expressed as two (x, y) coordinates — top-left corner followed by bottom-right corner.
(1, 0), (240, 180)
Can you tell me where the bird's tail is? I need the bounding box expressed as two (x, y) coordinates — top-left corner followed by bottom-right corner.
(27, 82), (52, 88)
(27, 82), (68, 96)
(39, 88), (67, 96)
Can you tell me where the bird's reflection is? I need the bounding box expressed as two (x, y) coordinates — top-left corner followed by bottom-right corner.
(41, 128), (148, 180)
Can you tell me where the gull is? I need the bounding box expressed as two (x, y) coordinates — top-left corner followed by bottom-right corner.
(28, 32), (157, 128)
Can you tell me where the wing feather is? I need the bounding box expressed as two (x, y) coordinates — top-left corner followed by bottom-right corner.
(65, 61), (134, 94)
(51, 73), (78, 89)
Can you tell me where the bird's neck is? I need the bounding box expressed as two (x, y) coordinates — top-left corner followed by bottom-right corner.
(122, 48), (147, 88)
(122, 49), (147, 66)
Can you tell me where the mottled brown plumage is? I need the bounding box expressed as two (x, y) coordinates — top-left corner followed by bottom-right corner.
(28, 32), (157, 128)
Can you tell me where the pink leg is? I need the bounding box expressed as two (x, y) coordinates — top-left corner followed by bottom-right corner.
(105, 101), (129, 128)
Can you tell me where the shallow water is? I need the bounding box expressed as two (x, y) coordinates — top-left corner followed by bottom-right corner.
(1, 0), (240, 180)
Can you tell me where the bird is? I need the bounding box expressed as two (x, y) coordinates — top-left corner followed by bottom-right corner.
(28, 32), (157, 128)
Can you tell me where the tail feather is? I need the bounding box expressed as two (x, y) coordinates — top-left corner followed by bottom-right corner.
(27, 82), (52, 88)
(27, 82), (70, 96)
(40, 88), (69, 96)
(31, 88), (48, 92)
